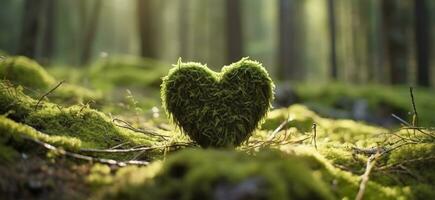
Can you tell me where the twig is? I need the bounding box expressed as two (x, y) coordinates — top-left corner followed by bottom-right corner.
(109, 142), (131, 149)
(267, 114), (292, 141)
(113, 118), (169, 141)
(409, 87), (418, 126)
(80, 146), (161, 153)
(391, 114), (411, 126)
(377, 156), (435, 171)
(355, 153), (379, 200)
(79, 143), (191, 153)
(34, 80), (65, 110)
(352, 146), (388, 156)
(312, 123), (318, 150)
(23, 136), (149, 167)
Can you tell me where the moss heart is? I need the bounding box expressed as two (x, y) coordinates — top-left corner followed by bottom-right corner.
(161, 58), (274, 148)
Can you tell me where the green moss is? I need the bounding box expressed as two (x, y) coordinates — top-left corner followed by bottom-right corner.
(0, 81), (40, 120)
(378, 142), (435, 187)
(161, 58), (275, 148)
(0, 56), (101, 104)
(0, 116), (82, 150)
(89, 56), (170, 91)
(262, 104), (318, 132)
(100, 149), (333, 200)
(295, 83), (435, 126)
(0, 143), (18, 162)
(280, 146), (411, 199)
(0, 81), (155, 151)
(86, 164), (113, 187)
(0, 56), (56, 90)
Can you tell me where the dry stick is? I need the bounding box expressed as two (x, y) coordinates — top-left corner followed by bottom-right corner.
(109, 142), (131, 149)
(79, 143), (191, 153)
(113, 118), (169, 141)
(24, 136), (149, 166)
(80, 146), (161, 153)
(391, 114), (435, 139)
(312, 123), (318, 150)
(409, 87), (418, 126)
(377, 156), (435, 171)
(34, 80), (65, 110)
(355, 153), (379, 200)
(391, 114), (411, 126)
(267, 115), (292, 141)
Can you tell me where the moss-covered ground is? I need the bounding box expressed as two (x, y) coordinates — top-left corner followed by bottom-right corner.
(0, 56), (434, 200)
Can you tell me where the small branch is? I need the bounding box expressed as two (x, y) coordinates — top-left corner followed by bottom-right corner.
(79, 143), (191, 153)
(377, 156), (435, 171)
(23, 136), (149, 167)
(409, 87), (418, 126)
(391, 114), (411, 126)
(35, 80), (65, 110)
(113, 118), (169, 141)
(312, 123), (318, 150)
(355, 153), (379, 200)
(267, 114), (292, 141)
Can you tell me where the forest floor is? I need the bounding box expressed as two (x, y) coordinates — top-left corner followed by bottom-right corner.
(0, 56), (434, 200)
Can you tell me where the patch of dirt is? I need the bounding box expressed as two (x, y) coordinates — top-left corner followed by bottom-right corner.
(0, 153), (91, 200)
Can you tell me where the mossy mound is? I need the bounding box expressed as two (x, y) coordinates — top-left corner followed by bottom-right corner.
(99, 149), (333, 200)
(295, 83), (435, 126)
(263, 104), (387, 145)
(161, 58), (275, 148)
(0, 56), (101, 104)
(0, 56), (56, 89)
(279, 146), (411, 199)
(0, 81), (155, 151)
(89, 56), (170, 91)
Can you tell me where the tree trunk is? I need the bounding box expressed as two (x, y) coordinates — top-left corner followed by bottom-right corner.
(178, 0), (189, 59)
(80, 0), (102, 65)
(40, 0), (57, 65)
(18, 0), (45, 59)
(226, 0), (243, 63)
(414, 0), (430, 87)
(278, 0), (301, 80)
(327, 0), (338, 80)
(137, 0), (157, 58)
(381, 0), (409, 85)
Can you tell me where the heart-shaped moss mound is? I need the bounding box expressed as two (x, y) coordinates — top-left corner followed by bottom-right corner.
(161, 58), (274, 148)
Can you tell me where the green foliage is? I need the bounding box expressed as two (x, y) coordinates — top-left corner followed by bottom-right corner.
(161, 58), (275, 147)
(100, 149), (333, 200)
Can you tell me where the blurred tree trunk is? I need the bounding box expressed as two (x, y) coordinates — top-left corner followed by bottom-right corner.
(367, 0), (384, 83)
(414, 0), (430, 87)
(80, 0), (102, 65)
(40, 0), (57, 65)
(327, 0), (338, 80)
(137, 0), (157, 58)
(178, 0), (189, 59)
(226, 0), (243, 63)
(381, 0), (409, 84)
(278, 0), (302, 80)
(18, 0), (45, 59)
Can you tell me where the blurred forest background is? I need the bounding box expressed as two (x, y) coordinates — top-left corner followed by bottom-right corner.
(1, 0), (434, 86)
